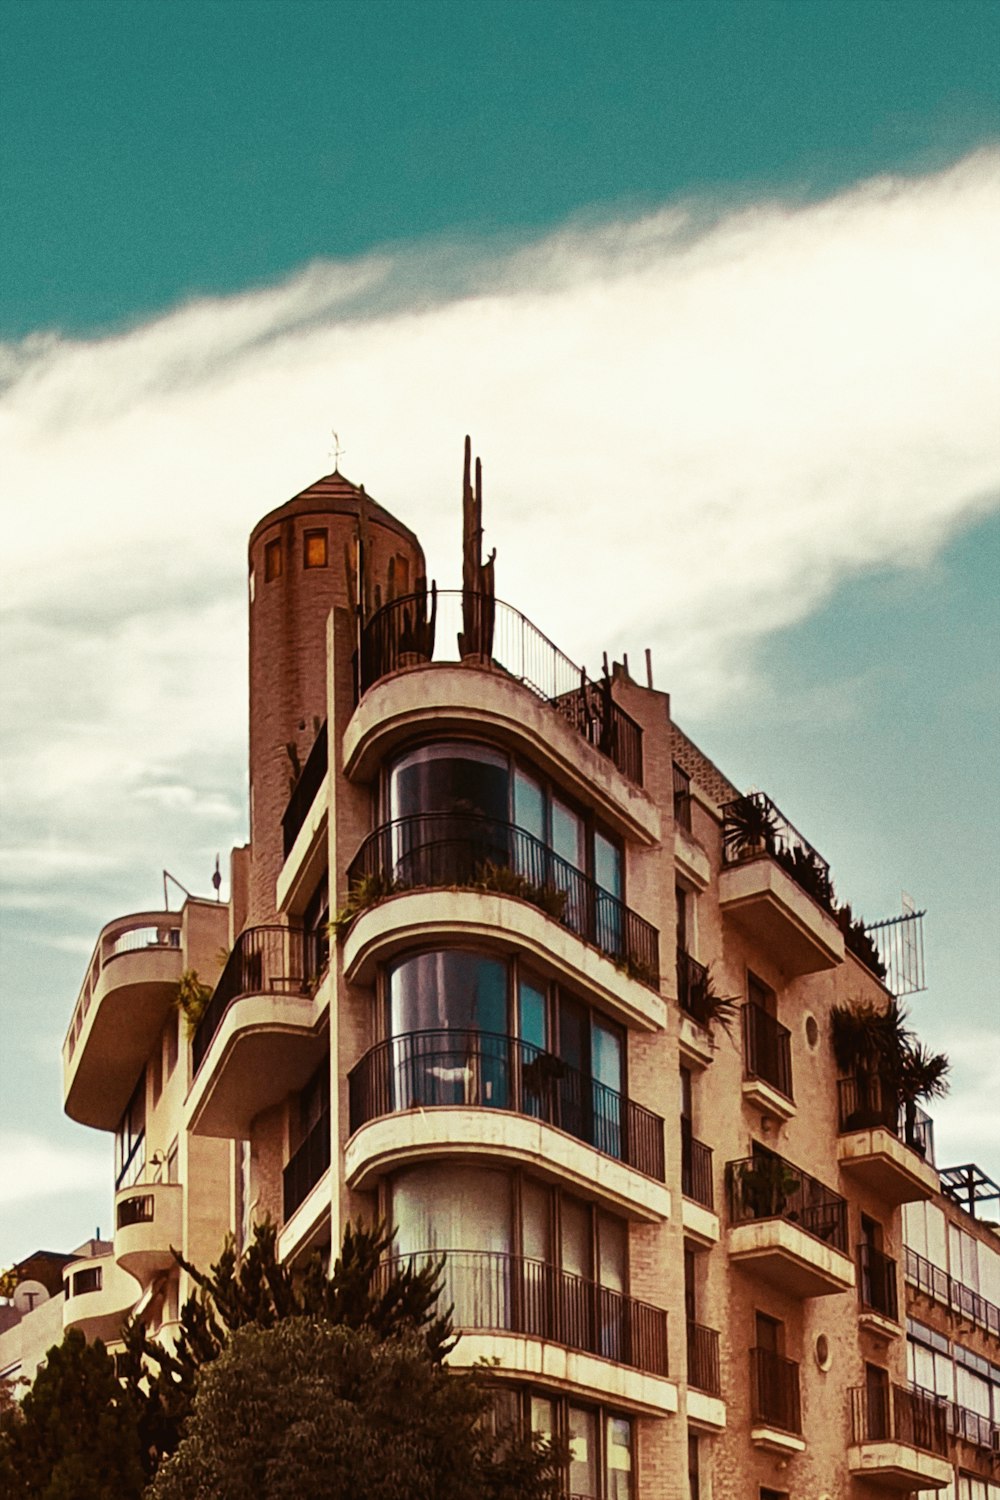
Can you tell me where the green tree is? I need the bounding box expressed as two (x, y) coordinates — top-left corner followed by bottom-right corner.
(0, 1328), (145, 1500)
(123, 1219), (453, 1471)
(147, 1319), (562, 1500)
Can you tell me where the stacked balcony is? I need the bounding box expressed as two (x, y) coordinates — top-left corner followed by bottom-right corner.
(726, 1150), (854, 1298)
(848, 1380), (952, 1489)
(741, 1002), (794, 1122)
(836, 1075), (939, 1203)
(187, 924), (327, 1139)
(750, 1346), (803, 1453)
(718, 793), (844, 976)
(64, 913), (183, 1130)
(858, 1242), (901, 1335)
(114, 1181), (182, 1284)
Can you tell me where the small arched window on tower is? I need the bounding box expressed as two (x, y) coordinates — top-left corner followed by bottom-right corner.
(264, 537), (283, 582)
(304, 529), (328, 569)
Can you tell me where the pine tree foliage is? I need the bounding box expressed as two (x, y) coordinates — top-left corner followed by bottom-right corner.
(0, 1328), (145, 1500)
(147, 1319), (563, 1500)
(124, 1219), (453, 1469)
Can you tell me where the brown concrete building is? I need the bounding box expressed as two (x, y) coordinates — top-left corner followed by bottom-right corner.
(12, 447), (998, 1497)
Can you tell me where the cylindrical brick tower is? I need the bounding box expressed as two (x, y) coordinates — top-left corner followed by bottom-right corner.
(246, 469), (425, 924)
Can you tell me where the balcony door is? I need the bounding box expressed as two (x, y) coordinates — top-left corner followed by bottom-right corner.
(865, 1362), (890, 1441)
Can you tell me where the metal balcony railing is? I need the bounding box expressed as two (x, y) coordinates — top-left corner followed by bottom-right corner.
(727, 1152), (848, 1253)
(345, 813), (660, 988)
(348, 1030), (665, 1181)
(357, 589), (644, 786)
(750, 1346), (801, 1433)
(949, 1402), (1000, 1452)
(384, 1249), (668, 1377)
(904, 1246), (1000, 1339)
(676, 948), (713, 1026)
(673, 762), (692, 832)
(192, 925), (319, 1073)
(283, 1105), (332, 1221)
(858, 1243), (899, 1322)
(850, 1381), (949, 1456)
(281, 722), (328, 858)
(687, 1320), (721, 1396)
(721, 791), (832, 905)
(680, 1119), (714, 1209)
(742, 1002), (793, 1101)
(837, 1075), (936, 1162)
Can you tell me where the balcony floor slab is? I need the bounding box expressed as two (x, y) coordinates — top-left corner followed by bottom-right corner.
(728, 1219), (855, 1299)
(847, 1441), (952, 1490)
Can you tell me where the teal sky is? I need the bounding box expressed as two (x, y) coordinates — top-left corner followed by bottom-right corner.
(1, 0), (998, 1265)
(3, 0), (999, 337)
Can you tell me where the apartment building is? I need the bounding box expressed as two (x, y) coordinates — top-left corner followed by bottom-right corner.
(9, 445), (997, 1498)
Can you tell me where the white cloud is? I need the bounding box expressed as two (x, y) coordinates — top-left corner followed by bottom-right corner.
(0, 1132), (107, 1208)
(1, 149), (999, 1180)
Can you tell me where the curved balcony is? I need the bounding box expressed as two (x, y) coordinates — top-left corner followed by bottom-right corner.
(186, 925), (327, 1139)
(422, 1248), (667, 1373)
(62, 1252), (139, 1344)
(347, 1032), (669, 1220)
(343, 814), (659, 990)
(356, 590), (644, 784)
(64, 912), (183, 1130)
(350, 1030), (665, 1179)
(114, 1182), (183, 1285)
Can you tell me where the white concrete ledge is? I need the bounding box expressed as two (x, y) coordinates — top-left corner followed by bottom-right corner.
(847, 1441), (951, 1489)
(752, 1424), (805, 1454)
(741, 1076), (796, 1124)
(674, 827), (711, 891)
(837, 1127), (939, 1205)
(345, 1108), (671, 1222)
(278, 1168), (332, 1265)
(719, 857), (844, 977)
(450, 1332), (678, 1416)
(276, 772), (329, 914)
(687, 1388), (726, 1431)
(681, 1197), (720, 1246)
(343, 664), (661, 846)
(728, 1218), (855, 1299)
(343, 889), (666, 1032)
(678, 1013), (716, 1069)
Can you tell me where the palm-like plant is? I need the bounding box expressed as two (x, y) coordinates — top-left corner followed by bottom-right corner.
(897, 1041), (950, 1154)
(721, 794), (779, 862)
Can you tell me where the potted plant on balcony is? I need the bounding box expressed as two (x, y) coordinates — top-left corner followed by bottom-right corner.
(897, 1042), (950, 1157)
(174, 970), (214, 1039)
(774, 843), (836, 914)
(721, 794), (779, 863)
(733, 1154), (800, 1220)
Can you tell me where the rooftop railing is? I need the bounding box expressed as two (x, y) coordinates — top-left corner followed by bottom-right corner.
(281, 722), (328, 858)
(750, 1346), (801, 1433)
(836, 1075), (936, 1163)
(192, 924), (319, 1074)
(850, 1380), (949, 1457)
(349, 1029), (665, 1180)
(283, 1105), (332, 1221)
(345, 813), (660, 988)
(385, 1249), (668, 1377)
(727, 1151), (848, 1253)
(721, 791), (832, 900)
(356, 590), (644, 787)
(742, 1002), (793, 1101)
(858, 1243), (899, 1322)
(904, 1246), (1000, 1340)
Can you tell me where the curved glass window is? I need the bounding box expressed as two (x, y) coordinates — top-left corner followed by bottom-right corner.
(389, 742), (508, 822)
(387, 950), (509, 1110)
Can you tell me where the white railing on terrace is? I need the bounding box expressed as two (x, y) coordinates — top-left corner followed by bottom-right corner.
(64, 912), (182, 1064)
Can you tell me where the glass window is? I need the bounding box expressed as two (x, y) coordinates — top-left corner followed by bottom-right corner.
(522, 1178), (551, 1264)
(264, 537), (282, 581)
(303, 529), (327, 568)
(530, 1394), (554, 1444)
(606, 1415), (633, 1500)
(164, 1011), (178, 1080)
(389, 743), (508, 822)
(568, 1406), (598, 1498)
(561, 1196), (592, 1281)
(514, 768), (546, 842)
(518, 977), (547, 1053)
(551, 794), (585, 872)
(388, 950), (507, 1037)
(594, 831), (621, 899)
(115, 1077), (146, 1190)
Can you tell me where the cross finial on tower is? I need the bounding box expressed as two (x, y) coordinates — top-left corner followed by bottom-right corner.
(329, 430), (346, 472)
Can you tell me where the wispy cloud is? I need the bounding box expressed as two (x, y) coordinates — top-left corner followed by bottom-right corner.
(1, 149), (999, 1182)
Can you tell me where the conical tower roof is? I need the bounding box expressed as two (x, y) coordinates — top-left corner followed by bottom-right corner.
(249, 467), (421, 551)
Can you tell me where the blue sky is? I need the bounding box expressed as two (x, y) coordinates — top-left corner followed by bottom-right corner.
(1, 0), (998, 1266)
